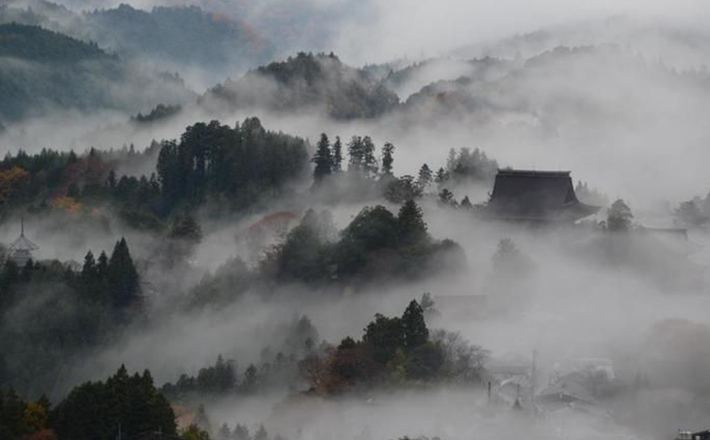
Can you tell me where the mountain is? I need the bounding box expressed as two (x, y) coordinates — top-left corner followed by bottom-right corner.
(0, 23), (193, 122)
(83, 4), (275, 76)
(1, 1), (276, 85)
(454, 16), (710, 71)
(202, 52), (400, 120)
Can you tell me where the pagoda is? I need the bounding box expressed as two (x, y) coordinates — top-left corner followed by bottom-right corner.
(8, 219), (39, 266)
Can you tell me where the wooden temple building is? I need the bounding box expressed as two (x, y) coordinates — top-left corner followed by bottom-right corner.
(479, 169), (599, 223)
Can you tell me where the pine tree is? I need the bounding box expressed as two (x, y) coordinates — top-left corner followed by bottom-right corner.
(362, 136), (378, 177)
(312, 133), (333, 183)
(107, 238), (140, 309)
(396, 200), (428, 246)
(254, 424), (268, 440)
(332, 136), (343, 172)
(81, 251), (96, 280)
(434, 167), (448, 185)
(347, 136), (365, 172)
(401, 300), (428, 349)
(381, 143), (395, 177)
(417, 164), (433, 189)
(233, 424), (250, 440)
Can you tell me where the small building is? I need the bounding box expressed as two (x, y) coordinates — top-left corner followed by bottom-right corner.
(480, 169), (599, 223)
(7, 220), (39, 267)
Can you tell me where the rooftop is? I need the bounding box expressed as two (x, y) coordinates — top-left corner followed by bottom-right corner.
(482, 168), (599, 222)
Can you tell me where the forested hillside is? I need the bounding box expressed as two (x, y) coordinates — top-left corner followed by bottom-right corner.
(203, 52), (400, 119)
(84, 4), (275, 73)
(0, 23), (193, 121)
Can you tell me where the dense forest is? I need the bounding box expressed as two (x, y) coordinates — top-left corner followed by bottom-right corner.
(2, 2), (710, 440)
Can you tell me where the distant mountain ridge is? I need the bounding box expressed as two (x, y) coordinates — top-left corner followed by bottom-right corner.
(0, 23), (193, 122)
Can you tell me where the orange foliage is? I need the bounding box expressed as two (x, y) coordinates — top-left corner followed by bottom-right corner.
(51, 196), (82, 213)
(0, 166), (30, 204)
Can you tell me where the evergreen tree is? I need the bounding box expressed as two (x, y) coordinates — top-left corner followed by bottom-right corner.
(401, 300), (428, 350)
(218, 423), (232, 440)
(347, 136), (365, 172)
(434, 167), (448, 185)
(417, 164), (433, 189)
(363, 314), (404, 365)
(254, 424), (268, 440)
(362, 136), (378, 177)
(107, 170), (117, 189)
(438, 188), (457, 207)
(169, 212), (203, 243)
(107, 238), (140, 309)
(81, 251), (96, 279)
(312, 133), (333, 183)
(381, 143), (395, 177)
(332, 136), (343, 172)
(233, 424), (251, 440)
(396, 200), (428, 246)
(607, 199), (633, 232)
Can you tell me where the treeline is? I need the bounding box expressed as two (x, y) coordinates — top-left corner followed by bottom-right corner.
(162, 316), (319, 400)
(266, 201), (464, 283)
(0, 117), (309, 225)
(189, 200), (464, 309)
(0, 366), (176, 440)
(310, 132), (497, 206)
(300, 299), (488, 394)
(0, 238), (141, 395)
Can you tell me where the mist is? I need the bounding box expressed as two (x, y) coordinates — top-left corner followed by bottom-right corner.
(2, 2), (710, 440)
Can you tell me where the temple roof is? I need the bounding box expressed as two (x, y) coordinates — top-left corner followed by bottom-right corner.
(482, 169), (599, 221)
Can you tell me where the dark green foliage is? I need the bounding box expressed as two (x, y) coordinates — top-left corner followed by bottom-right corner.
(401, 300), (428, 349)
(347, 136), (378, 177)
(190, 258), (254, 308)
(0, 23), (105, 63)
(363, 314), (405, 365)
(267, 203), (462, 283)
(381, 143), (395, 177)
(0, 23), (190, 121)
(50, 366), (177, 440)
(106, 238), (140, 309)
(405, 342), (445, 380)
(438, 188), (457, 207)
(169, 212), (203, 242)
(132, 104), (182, 124)
(312, 133), (333, 183)
(156, 118), (308, 213)
(445, 148), (498, 183)
(384, 175), (423, 204)
(317, 299), (478, 392)
(85, 4), (274, 73)
(332, 137), (343, 172)
(266, 210), (335, 282)
(396, 200), (428, 247)
(417, 164), (433, 188)
(606, 199), (633, 232)
(206, 53), (399, 120)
